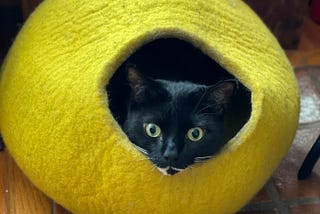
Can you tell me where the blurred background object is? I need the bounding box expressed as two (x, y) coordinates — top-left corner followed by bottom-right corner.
(244, 0), (308, 49)
(310, 0), (320, 24)
(0, 0), (312, 61)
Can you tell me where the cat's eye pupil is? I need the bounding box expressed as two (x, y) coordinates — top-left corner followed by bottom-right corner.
(192, 129), (200, 138)
(149, 126), (156, 134)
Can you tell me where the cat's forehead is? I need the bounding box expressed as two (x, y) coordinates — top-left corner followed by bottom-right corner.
(157, 80), (206, 97)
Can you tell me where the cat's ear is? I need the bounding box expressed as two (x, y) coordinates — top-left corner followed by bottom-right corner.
(127, 65), (168, 104)
(204, 80), (238, 113)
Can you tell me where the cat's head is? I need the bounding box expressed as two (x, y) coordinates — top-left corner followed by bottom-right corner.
(123, 66), (236, 175)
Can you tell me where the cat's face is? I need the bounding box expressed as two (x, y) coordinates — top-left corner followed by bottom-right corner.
(123, 67), (235, 175)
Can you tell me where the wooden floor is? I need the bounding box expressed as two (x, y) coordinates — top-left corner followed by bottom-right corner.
(1, 16), (320, 214)
(0, 150), (52, 213)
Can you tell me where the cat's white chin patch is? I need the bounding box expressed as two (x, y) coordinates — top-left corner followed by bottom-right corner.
(157, 167), (170, 175)
(157, 167), (184, 176)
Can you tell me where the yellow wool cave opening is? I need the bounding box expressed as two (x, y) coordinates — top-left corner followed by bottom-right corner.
(107, 38), (252, 144)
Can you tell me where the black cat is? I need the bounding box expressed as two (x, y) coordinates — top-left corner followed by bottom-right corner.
(123, 66), (237, 175)
(107, 39), (251, 175)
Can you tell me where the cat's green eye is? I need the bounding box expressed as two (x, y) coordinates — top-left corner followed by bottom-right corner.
(187, 127), (204, 142)
(145, 123), (161, 138)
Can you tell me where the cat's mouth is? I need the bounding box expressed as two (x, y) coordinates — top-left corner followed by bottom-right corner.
(157, 166), (184, 176)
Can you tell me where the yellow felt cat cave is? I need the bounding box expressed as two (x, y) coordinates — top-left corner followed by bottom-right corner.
(0, 0), (299, 213)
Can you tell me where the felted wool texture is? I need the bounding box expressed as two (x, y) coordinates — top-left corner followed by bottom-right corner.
(0, 0), (299, 213)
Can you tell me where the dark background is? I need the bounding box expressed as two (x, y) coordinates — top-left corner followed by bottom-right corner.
(0, 0), (310, 62)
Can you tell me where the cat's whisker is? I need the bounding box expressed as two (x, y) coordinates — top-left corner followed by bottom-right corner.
(192, 90), (208, 114)
(171, 167), (184, 172)
(194, 156), (212, 160)
(195, 102), (228, 114)
(194, 158), (211, 163)
(196, 105), (214, 113)
(150, 165), (157, 172)
(194, 156), (212, 163)
(201, 113), (220, 116)
(194, 161), (206, 164)
(194, 160), (205, 163)
(133, 145), (149, 155)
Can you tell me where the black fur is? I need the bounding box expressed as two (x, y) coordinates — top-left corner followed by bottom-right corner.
(123, 67), (236, 175)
